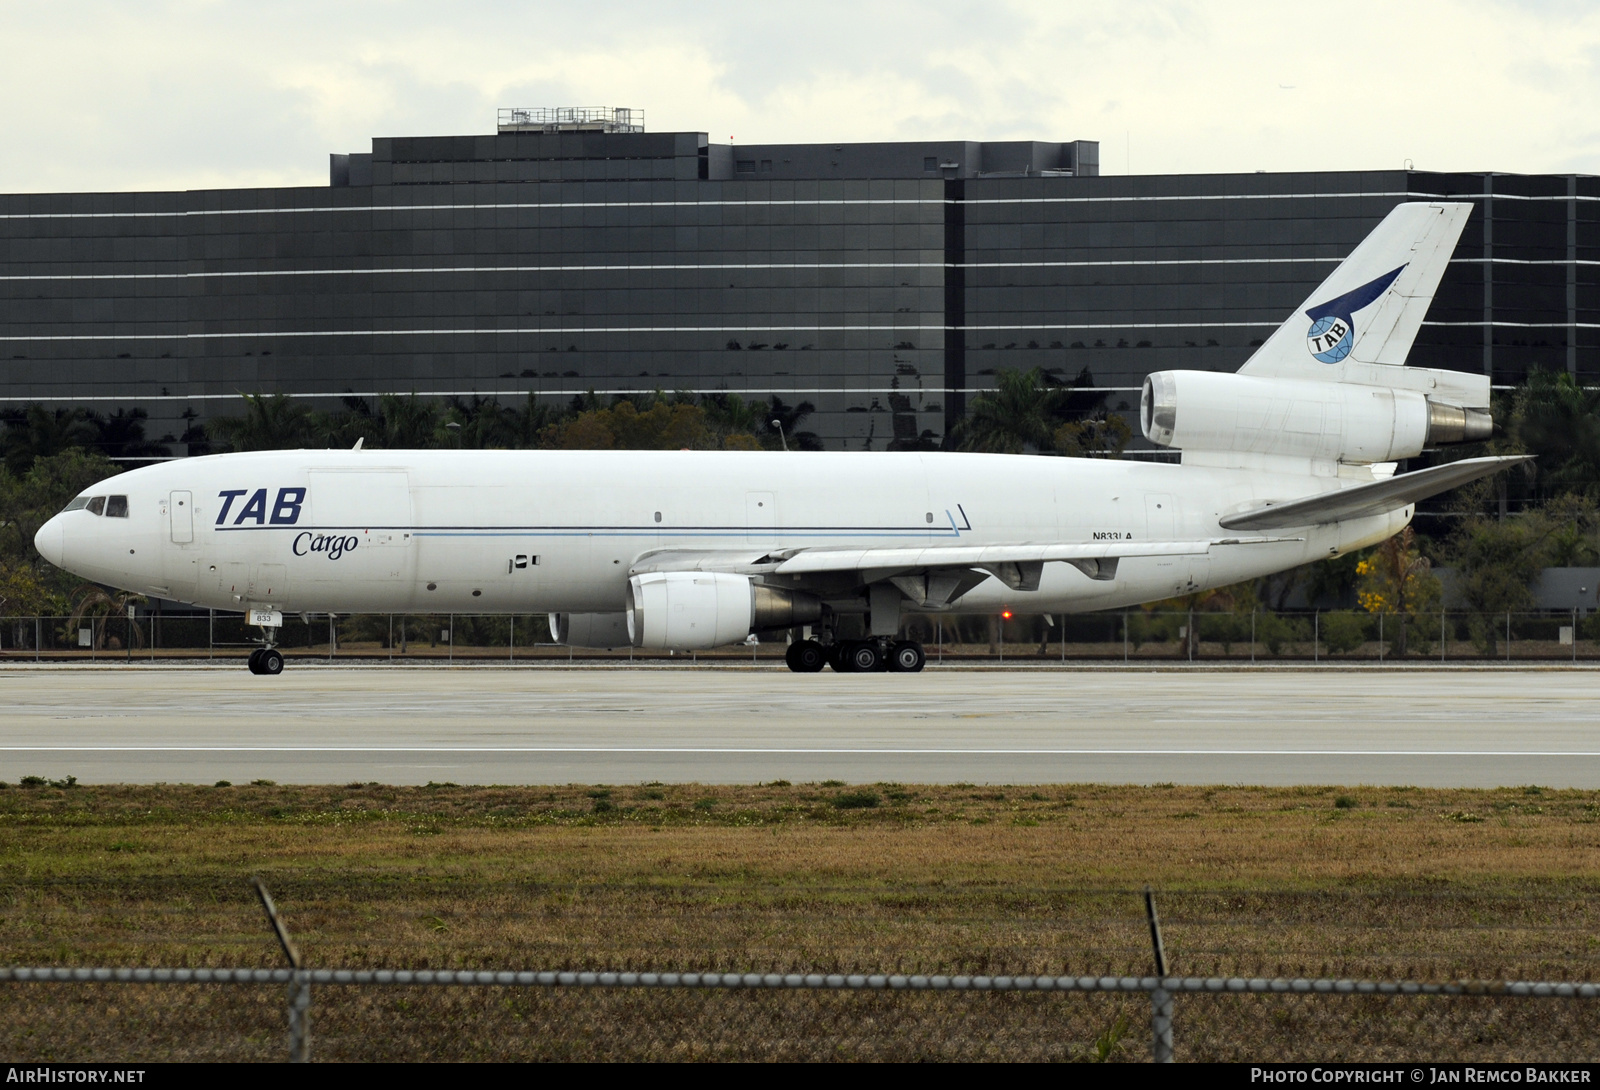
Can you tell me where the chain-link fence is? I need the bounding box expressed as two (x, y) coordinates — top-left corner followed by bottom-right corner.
(10, 965), (1598, 1063)
(3, 609), (1600, 664)
(5, 887), (1597, 1063)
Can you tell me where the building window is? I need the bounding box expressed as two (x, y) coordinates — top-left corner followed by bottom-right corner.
(736, 160), (756, 173)
(924, 157), (938, 171)
(760, 160), (773, 172)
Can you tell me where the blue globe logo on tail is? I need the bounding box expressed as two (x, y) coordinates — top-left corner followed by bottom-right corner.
(1304, 264), (1406, 364)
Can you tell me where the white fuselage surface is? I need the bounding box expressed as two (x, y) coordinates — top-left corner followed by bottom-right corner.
(36, 448), (1402, 618)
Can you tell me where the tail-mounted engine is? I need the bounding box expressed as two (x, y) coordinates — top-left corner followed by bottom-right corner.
(1140, 370), (1491, 463)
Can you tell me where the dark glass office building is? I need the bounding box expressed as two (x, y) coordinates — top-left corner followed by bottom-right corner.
(1, 110), (1594, 452)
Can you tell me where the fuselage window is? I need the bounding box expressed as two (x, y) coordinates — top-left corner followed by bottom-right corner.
(62, 496), (90, 512)
(105, 495), (129, 518)
(86, 497), (106, 516)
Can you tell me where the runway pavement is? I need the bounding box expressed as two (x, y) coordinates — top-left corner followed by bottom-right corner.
(1, 664), (1597, 787)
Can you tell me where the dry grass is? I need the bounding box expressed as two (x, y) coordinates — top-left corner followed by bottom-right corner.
(1, 780), (1598, 1061)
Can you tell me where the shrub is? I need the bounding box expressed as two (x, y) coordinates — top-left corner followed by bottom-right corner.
(1334, 795), (1358, 809)
(1319, 612), (1368, 654)
(1254, 613), (1307, 656)
(832, 791), (881, 810)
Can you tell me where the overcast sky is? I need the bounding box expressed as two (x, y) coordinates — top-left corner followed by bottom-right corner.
(3, 0), (1597, 193)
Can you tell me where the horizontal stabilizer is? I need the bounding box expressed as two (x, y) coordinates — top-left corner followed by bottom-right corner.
(1218, 456), (1530, 531)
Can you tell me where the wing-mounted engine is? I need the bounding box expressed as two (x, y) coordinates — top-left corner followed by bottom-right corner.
(549, 612), (632, 649)
(1140, 369), (1491, 464)
(626, 571), (822, 651)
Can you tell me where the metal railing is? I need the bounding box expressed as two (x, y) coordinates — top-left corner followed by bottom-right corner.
(5, 885), (1596, 1063)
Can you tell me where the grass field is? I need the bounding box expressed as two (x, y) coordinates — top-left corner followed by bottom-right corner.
(1, 779), (1597, 1061)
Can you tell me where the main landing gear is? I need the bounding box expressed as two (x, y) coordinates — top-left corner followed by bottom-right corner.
(784, 638), (925, 673)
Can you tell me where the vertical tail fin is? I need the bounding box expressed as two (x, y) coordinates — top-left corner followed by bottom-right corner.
(1238, 201), (1473, 381)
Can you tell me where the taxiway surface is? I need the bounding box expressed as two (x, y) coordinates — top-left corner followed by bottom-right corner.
(0, 665), (1595, 787)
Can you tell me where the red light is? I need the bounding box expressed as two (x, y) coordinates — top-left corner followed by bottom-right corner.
(1001, 610), (1013, 620)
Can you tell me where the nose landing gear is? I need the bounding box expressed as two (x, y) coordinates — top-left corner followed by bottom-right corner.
(246, 617), (284, 675)
(247, 647), (284, 675)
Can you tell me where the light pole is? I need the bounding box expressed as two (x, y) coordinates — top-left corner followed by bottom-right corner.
(770, 419), (788, 451)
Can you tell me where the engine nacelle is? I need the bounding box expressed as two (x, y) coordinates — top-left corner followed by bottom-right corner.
(548, 612), (631, 649)
(627, 572), (821, 650)
(1140, 370), (1490, 463)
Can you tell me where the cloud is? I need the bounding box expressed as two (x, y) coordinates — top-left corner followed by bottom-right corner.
(3, 0), (1600, 192)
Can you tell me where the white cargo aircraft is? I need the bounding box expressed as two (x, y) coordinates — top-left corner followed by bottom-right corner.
(34, 201), (1523, 675)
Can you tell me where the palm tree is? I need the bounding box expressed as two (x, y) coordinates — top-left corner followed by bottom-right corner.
(1512, 369), (1600, 501)
(1, 405), (99, 474)
(208, 393), (321, 451)
(84, 408), (172, 461)
(956, 368), (1061, 453)
(766, 396), (822, 450)
(67, 584), (145, 651)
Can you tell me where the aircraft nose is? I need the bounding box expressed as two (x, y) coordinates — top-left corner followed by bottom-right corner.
(33, 515), (65, 568)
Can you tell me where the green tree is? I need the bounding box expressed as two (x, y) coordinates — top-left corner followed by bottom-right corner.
(1444, 496), (1598, 654)
(1, 405), (99, 475)
(84, 408), (171, 461)
(957, 366), (1125, 456)
(1509, 370), (1600, 502)
(1355, 526), (1442, 656)
(541, 399), (712, 450)
(0, 449), (123, 576)
(208, 393), (323, 451)
(957, 368), (1061, 453)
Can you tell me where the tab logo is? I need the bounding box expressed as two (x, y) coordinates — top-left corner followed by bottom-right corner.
(1304, 264), (1405, 364)
(216, 488), (305, 526)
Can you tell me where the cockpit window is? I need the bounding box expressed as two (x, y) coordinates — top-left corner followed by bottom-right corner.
(105, 495), (129, 518)
(62, 496), (90, 512)
(86, 497), (106, 516)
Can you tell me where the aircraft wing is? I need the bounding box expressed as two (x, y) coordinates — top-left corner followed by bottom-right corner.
(631, 536), (1297, 600)
(1218, 455), (1530, 531)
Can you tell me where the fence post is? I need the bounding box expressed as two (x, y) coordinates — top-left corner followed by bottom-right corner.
(510, 616), (514, 663)
(1314, 610), (1319, 664)
(1144, 888), (1173, 1063)
(35, 617), (40, 663)
(1441, 608), (1446, 663)
(1123, 610), (1128, 664)
(252, 877), (310, 1063)
(1506, 610), (1511, 663)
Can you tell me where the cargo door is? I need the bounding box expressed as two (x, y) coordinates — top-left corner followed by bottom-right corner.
(306, 469), (416, 605)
